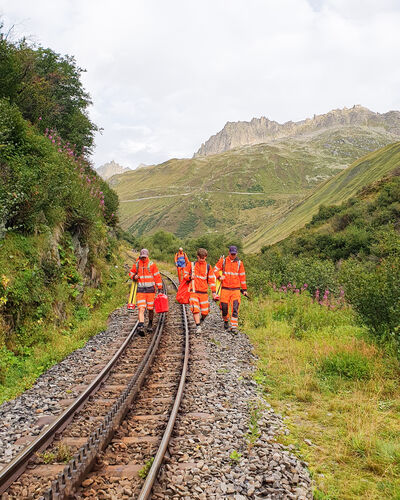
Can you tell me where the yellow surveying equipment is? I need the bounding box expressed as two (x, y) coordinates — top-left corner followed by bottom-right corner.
(127, 280), (138, 311)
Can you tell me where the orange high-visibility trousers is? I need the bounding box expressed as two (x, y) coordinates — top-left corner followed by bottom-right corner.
(177, 267), (185, 283)
(220, 288), (241, 328)
(189, 291), (210, 316)
(136, 292), (155, 311)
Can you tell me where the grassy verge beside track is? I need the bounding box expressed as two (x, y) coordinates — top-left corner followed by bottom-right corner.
(0, 251), (179, 404)
(241, 293), (400, 499)
(0, 243), (131, 404)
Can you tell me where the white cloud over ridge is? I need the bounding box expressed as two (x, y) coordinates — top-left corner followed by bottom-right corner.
(1, 0), (400, 169)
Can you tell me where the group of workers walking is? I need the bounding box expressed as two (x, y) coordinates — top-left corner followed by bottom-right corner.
(129, 245), (247, 335)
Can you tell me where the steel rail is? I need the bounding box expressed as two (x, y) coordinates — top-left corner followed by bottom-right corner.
(0, 319), (139, 495)
(40, 279), (170, 499)
(138, 273), (189, 499)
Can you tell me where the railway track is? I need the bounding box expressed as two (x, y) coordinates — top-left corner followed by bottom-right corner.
(0, 274), (189, 499)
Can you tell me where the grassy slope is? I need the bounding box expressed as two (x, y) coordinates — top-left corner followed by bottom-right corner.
(244, 141), (400, 252)
(114, 127), (396, 239)
(241, 294), (400, 499)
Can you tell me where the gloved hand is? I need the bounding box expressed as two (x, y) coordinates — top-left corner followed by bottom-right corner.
(218, 275), (225, 281)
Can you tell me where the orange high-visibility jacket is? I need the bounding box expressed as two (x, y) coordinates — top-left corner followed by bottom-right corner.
(183, 261), (216, 293)
(214, 256), (247, 291)
(129, 258), (162, 293)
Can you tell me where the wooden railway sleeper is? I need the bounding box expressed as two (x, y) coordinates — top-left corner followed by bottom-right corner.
(39, 289), (169, 499)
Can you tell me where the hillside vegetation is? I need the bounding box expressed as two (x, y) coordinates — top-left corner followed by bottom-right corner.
(245, 141), (400, 251)
(247, 166), (400, 344)
(114, 126), (397, 242)
(0, 30), (124, 401)
(241, 154), (400, 498)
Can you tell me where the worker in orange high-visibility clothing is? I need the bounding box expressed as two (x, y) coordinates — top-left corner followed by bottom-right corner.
(174, 247), (189, 283)
(183, 248), (217, 334)
(129, 249), (163, 336)
(214, 245), (248, 333)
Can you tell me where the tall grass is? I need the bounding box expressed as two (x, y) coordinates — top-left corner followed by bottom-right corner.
(241, 293), (400, 499)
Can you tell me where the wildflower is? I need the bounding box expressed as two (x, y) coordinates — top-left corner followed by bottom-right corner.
(38, 116), (42, 121)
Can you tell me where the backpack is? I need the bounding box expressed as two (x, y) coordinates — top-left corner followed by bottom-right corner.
(190, 262), (211, 282)
(222, 256), (241, 273)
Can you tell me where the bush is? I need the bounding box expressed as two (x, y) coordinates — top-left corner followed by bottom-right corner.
(246, 252), (338, 297)
(340, 256), (400, 345)
(318, 351), (372, 380)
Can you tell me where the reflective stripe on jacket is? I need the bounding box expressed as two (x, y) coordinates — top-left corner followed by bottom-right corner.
(183, 261), (216, 293)
(214, 256), (247, 290)
(129, 258), (162, 293)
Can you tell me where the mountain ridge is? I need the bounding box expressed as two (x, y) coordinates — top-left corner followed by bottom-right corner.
(113, 123), (399, 243)
(97, 160), (131, 180)
(195, 105), (400, 157)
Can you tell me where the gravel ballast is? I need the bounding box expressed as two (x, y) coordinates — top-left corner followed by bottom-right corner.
(153, 299), (312, 499)
(1, 285), (312, 498)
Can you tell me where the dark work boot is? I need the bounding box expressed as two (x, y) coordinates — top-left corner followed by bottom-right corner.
(146, 321), (153, 333)
(224, 321), (229, 330)
(137, 322), (145, 337)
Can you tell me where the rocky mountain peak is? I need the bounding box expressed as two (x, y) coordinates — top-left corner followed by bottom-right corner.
(96, 160), (130, 180)
(194, 106), (400, 157)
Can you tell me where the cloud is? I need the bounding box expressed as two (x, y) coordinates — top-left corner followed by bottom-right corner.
(1, 0), (400, 168)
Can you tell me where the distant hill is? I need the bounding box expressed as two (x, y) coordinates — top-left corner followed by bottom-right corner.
(244, 141), (400, 252)
(113, 123), (399, 241)
(97, 160), (130, 180)
(195, 106), (400, 157)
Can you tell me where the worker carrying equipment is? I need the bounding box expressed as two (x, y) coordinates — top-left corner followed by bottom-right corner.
(183, 248), (217, 334)
(174, 247), (190, 283)
(214, 245), (248, 334)
(129, 248), (163, 336)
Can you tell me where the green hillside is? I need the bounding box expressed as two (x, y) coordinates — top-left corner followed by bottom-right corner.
(244, 141), (400, 252)
(0, 31), (125, 401)
(114, 126), (398, 240)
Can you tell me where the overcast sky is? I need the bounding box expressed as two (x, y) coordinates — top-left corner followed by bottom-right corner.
(1, 0), (400, 169)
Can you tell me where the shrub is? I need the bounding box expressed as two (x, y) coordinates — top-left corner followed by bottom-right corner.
(283, 257), (338, 295)
(340, 256), (400, 346)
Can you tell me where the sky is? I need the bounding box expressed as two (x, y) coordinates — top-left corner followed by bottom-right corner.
(1, 0), (400, 169)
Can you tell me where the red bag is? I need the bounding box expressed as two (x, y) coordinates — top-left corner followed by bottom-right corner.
(154, 293), (169, 313)
(176, 280), (190, 304)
